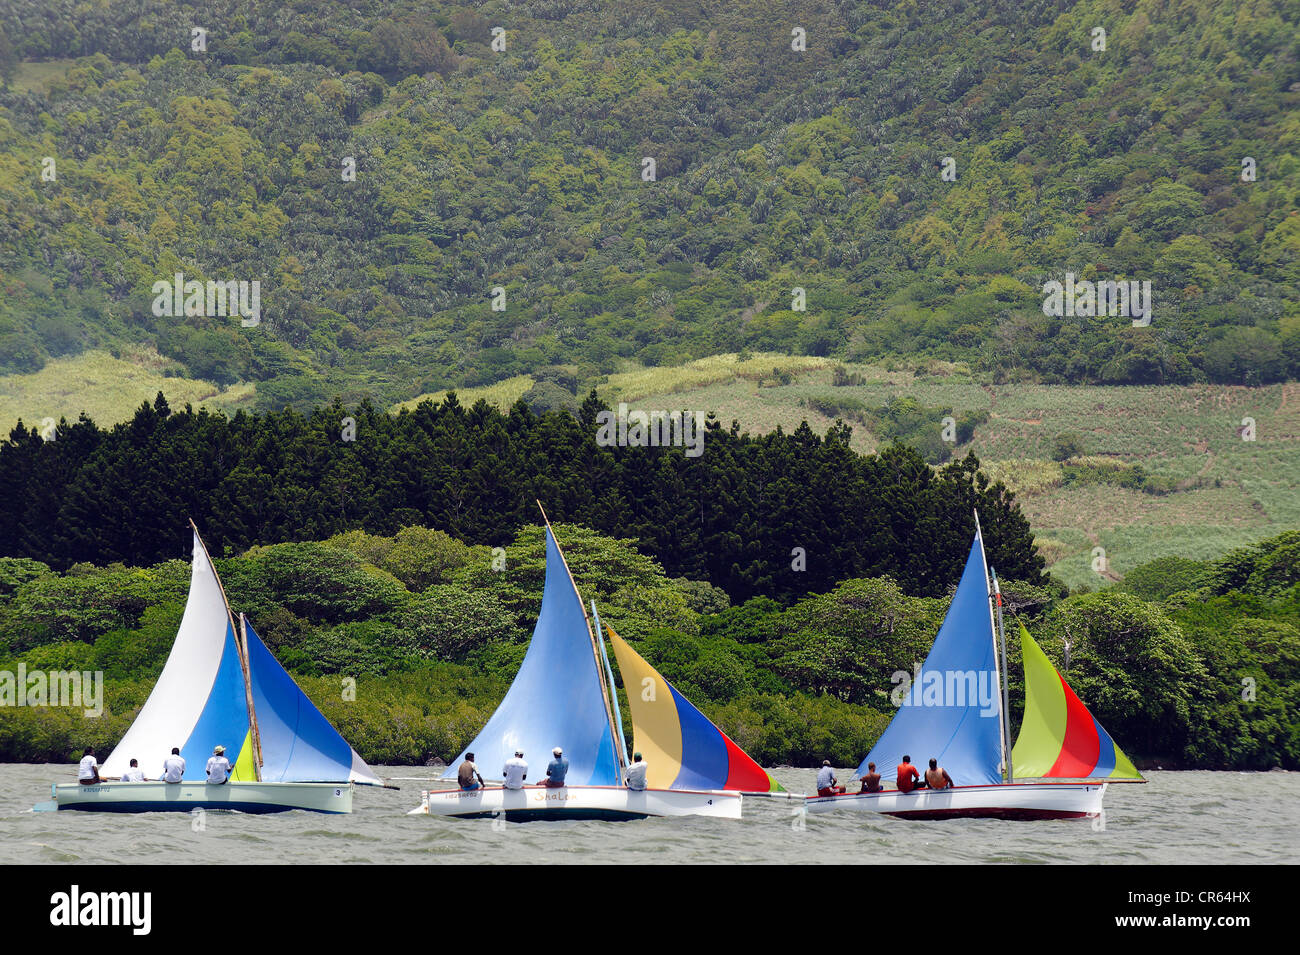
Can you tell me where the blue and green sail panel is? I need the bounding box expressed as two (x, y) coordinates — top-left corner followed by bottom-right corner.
(244, 620), (382, 785)
(1011, 624), (1142, 779)
(608, 626), (782, 793)
(858, 533), (1003, 785)
(177, 619), (252, 780)
(443, 525), (619, 786)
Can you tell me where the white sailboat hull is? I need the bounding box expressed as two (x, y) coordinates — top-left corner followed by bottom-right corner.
(805, 782), (1107, 820)
(409, 785), (743, 821)
(52, 780), (354, 814)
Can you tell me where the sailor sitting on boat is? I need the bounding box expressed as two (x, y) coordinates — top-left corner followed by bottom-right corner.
(858, 762), (883, 793)
(625, 752), (647, 791)
(78, 748), (103, 786)
(458, 753), (486, 790)
(206, 745), (233, 785)
(924, 758), (954, 791)
(503, 751), (528, 790)
(541, 747), (568, 787)
(163, 747), (185, 783)
(816, 760), (846, 797)
(896, 755), (927, 793)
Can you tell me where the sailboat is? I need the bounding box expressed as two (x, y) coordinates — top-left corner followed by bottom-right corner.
(50, 523), (382, 813)
(410, 509), (779, 821)
(806, 514), (1142, 820)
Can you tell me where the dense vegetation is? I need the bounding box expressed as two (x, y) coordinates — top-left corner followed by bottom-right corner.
(0, 391), (1043, 603)
(0, 524), (1294, 769)
(1, 0), (1297, 409)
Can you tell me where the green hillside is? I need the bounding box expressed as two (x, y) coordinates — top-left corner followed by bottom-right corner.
(1, 0), (1297, 409)
(387, 353), (1300, 587)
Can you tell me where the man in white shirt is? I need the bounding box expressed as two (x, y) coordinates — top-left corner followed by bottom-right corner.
(121, 758), (147, 782)
(503, 750), (528, 789)
(162, 747), (185, 783)
(625, 752), (648, 791)
(205, 744), (232, 784)
(77, 748), (102, 786)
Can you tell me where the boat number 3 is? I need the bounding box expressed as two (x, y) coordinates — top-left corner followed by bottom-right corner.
(334, 789), (342, 796)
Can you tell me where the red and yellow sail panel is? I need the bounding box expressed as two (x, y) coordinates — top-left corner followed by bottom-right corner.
(1011, 623), (1141, 779)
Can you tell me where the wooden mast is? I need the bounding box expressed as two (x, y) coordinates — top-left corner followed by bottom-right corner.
(238, 613), (265, 780)
(188, 519), (262, 781)
(973, 509), (1010, 783)
(535, 501), (626, 783)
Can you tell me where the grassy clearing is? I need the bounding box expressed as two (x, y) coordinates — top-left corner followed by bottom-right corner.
(387, 353), (832, 415)
(598, 353), (832, 404)
(0, 348), (256, 432)
(9, 59), (78, 94)
(391, 374), (535, 414)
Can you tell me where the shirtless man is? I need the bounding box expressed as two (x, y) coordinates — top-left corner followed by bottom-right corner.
(858, 762), (883, 793)
(924, 757), (954, 790)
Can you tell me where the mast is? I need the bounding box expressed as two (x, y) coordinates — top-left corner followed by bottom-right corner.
(535, 502), (626, 783)
(237, 613), (265, 780)
(592, 600), (630, 769)
(990, 568), (1013, 784)
(973, 510), (1010, 783)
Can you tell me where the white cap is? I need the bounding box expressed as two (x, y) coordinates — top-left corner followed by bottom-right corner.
(553, 747), (563, 756)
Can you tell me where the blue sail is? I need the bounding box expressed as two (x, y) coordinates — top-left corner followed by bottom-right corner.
(443, 526), (619, 786)
(858, 533), (1003, 786)
(177, 620), (250, 779)
(245, 620), (382, 785)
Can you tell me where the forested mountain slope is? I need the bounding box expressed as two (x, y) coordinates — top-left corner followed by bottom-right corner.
(1, 0), (1296, 409)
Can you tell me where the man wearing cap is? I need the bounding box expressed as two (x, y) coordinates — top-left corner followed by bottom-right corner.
(458, 752), (485, 791)
(541, 747), (569, 787)
(503, 750), (528, 790)
(624, 752), (648, 791)
(206, 745), (233, 785)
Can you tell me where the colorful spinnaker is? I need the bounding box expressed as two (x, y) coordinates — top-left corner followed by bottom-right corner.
(442, 524), (621, 786)
(856, 530), (1004, 785)
(1010, 623), (1142, 780)
(607, 625), (781, 793)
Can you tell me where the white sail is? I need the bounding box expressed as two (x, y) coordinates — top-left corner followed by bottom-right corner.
(101, 531), (236, 779)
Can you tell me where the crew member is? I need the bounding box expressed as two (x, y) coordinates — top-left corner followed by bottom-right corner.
(924, 758), (953, 791)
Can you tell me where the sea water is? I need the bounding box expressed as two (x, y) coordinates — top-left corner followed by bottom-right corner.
(2, 765), (1295, 865)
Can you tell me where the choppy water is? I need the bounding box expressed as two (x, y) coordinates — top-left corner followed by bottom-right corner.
(2, 765), (1296, 864)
